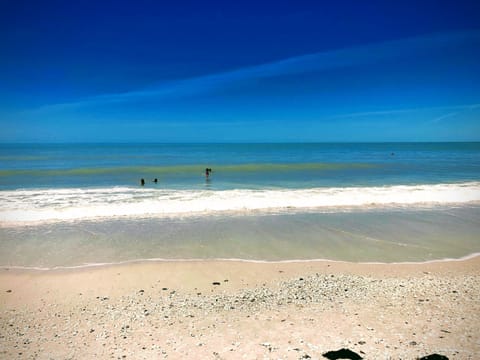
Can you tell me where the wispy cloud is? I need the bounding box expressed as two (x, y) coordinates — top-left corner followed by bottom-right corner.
(430, 111), (459, 123)
(331, 108), (416, 119)
(29, 30), (480, 114)
(428, 103), (480, 124)
(332, 103), (480, 120)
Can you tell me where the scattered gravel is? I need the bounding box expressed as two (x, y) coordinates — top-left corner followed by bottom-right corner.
(1, 270), (479, 359)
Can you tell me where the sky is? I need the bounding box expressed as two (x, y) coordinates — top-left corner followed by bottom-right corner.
(1, 0), (480, 142)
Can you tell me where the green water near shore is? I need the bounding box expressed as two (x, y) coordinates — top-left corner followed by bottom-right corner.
(1, 205), (479, 268)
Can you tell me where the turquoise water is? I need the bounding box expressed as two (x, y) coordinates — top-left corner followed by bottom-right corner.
(1, 142), (479, 189)
(0, 142), (479, 267)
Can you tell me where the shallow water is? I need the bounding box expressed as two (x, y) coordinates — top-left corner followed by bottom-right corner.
(1, 205), (479, 268)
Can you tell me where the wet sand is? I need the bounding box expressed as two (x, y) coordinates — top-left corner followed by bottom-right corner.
(1, 256), (479, 359)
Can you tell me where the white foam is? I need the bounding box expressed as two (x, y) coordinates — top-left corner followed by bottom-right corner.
(3, 252), (480, 272)
(1, 182), (480, 225)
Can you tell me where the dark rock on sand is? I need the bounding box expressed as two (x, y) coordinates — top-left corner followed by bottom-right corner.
(322, 348), (363, 360)
(417, 355), (449, 360)
(212, 282), (221, 286)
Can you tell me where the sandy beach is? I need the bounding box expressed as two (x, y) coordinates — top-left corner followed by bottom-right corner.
(0, 256), (479, 359)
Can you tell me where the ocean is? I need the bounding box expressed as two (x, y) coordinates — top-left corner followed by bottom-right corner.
(0, 142), (479, 268)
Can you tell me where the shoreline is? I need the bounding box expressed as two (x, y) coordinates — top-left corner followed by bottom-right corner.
(2, 204), (479, 268)
(2, 251), (480, 272)
(1, 255), (479, 358)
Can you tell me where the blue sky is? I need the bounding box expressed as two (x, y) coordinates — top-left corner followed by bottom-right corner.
(1, 0), (480, 142)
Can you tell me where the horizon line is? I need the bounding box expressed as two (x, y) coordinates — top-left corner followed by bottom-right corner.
(2, 140), (480, 145)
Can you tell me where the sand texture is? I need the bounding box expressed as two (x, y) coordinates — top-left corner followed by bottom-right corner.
(1, 257), (479, 359)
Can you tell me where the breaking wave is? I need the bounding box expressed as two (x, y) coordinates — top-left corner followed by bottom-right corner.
(1, 182), (479, 226)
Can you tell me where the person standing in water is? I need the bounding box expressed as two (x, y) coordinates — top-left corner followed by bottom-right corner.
(205, 168), (212, 177)
(140, 178), (145, 186)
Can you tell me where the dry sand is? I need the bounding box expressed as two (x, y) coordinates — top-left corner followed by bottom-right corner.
(1, 256), (479, 359)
